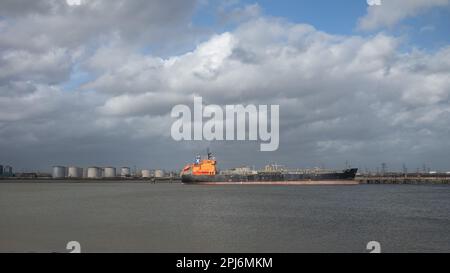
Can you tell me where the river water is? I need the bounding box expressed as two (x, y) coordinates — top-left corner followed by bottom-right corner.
(0, 182), (449, 253)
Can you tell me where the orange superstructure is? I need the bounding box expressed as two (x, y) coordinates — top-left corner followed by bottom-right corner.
(192, 159), (217, 175)
(181, 150), (217, 176)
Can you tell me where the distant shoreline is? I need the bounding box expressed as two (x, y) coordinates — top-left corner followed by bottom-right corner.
(358, 176), (450, 185)
(0, 177), (182, 184)
(1, 177), (449, 185)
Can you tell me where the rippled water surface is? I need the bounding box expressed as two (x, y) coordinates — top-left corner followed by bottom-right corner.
(0, 182), (449, 252)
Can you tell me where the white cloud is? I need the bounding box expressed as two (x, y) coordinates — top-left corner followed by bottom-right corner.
(358, 0), (449, 31)
(218, 3), (262, 24)
(66, 0), (82, 6)
(0, 48), (72, 84)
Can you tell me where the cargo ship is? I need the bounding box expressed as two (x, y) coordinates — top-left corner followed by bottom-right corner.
(181, 151), (359, 185)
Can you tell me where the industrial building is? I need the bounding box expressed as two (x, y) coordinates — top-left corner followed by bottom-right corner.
(154, 170), (165, 178)
(4, 165), (13, 177)
(121, 167), (131, 177)
(0, 164), (13, 177)
(142, 170), (151, 178)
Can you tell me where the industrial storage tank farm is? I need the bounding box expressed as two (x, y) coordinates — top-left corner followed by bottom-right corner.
(121, 167), (131, 177)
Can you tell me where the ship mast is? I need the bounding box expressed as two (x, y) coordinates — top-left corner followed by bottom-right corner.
(207, 148), (212, 160)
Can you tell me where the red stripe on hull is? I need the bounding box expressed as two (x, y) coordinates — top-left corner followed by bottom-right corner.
(184, 180), (360, 185)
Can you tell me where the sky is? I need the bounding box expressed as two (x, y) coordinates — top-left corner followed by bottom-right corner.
(0, 0), (449, 173)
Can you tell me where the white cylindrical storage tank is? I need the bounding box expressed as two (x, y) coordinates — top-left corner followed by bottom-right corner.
(142, 170), (151, 178)
(87, 167), (101, 179)
(154, 169), (165, 178)
(52, 166), (66, 179)
(104, 167), (116, 178)
(121, 167), (131, 177)
(68, 167), (83, 178)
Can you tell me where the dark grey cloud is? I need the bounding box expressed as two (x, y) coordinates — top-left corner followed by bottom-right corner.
(0, 0), (58, 17)
(0, 0), (199, 49)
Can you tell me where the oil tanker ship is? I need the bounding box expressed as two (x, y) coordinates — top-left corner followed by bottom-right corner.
(181, 151), (358, 185)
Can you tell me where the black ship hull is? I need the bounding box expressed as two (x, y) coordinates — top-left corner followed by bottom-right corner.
(182, 168), (358, 185)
